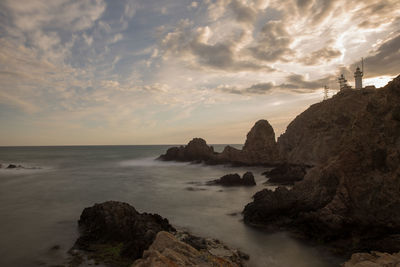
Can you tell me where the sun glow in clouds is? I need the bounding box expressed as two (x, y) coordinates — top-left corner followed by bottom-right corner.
(0, 0), (399, 145)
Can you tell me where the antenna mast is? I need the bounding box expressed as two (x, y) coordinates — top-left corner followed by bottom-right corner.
(361, 57), (364, 75)
(323, 85), (329, 100)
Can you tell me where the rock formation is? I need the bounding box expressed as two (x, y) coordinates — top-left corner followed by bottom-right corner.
(74, 201), (175, 264)
(158, 120), (280, 166)
(343, 251), (400, 267)
(207, 172), (256, 186)
(243, 75), (400, 255)
(158, 138), (215, 162)
(262, 163), (309, 185)
(6, 164), (17, 169)
(132, 231), (246, 267)
(72, 201), (248, 267)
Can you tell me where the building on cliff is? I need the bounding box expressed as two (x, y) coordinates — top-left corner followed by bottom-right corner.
(338, 58), (376, 91)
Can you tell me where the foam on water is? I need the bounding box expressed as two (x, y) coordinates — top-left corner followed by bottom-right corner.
(119, 157), (191, 167)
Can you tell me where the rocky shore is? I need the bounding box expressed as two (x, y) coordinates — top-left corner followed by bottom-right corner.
(70, 201), (248, 267)
(243, 76), (400, 256)
(158, 75), (400, 262)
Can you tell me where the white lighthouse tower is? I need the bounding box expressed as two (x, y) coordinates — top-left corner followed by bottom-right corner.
(354, 58), (364, 89)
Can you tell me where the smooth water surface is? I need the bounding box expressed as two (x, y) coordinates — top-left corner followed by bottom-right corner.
(0, 146), (344, 266)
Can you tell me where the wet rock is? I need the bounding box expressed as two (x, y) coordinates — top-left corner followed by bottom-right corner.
(73, 201), (175, 265)
(242, 172), (256, 185)
(263, 163), (309, 185)
(7, 164), (17, 169)
(208, 172), (256, 186)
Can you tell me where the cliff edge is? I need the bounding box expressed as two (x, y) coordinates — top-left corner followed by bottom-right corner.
(243, 75), (400, 254)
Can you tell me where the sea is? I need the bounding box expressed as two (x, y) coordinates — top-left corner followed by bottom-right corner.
(0, 145), (344, 267)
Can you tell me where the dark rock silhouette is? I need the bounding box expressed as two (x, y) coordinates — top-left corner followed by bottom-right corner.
(6, 164), (17, 169)
(158, 120), (280, 166)
(262, 163), (309, 185)
(207, 172), (256, 186)
(158, 138), (215, 162)
(74, 201), (175, 262)
(243, 75), (400, 255)
(72, 201), (248, 266)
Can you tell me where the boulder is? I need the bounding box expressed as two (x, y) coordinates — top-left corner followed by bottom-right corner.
(262, 163), (309, 185)
(208, 172), (256, 186)
(342, 251), (400, 267)
(132, 231), (245, 267)
(74, 201), (175, 263)
(242, 172), (256, 186)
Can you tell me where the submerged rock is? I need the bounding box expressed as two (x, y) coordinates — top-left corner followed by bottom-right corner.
(208, 172), (256, 186)
(6, 164), (17, 169)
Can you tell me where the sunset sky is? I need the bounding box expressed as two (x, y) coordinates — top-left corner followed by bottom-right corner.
(0, 0), (399, 146)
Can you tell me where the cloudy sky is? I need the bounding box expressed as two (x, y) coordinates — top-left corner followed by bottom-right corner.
(0, 0), (399, 146)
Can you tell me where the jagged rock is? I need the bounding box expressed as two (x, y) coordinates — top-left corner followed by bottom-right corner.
(243, 75), (400, 255)
(241, 119), (280, 163)
(242, 172), (256, 185)
(262, 163), (309, 185)
(132, 231), (246, 267)
(342, 251), (400, 267)
(73, 201), (175, 264)
(158, 120), (280, 166)
(208, 172), (256, 186)
(158, 138), (215, 162)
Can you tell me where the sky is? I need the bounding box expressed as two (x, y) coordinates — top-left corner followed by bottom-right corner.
(0, 0), (399, 146)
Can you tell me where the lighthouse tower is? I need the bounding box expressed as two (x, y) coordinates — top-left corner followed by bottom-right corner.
(354, 58), (364, 89)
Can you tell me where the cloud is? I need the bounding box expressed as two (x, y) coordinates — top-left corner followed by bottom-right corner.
(160, 20), (275, 72)
(351, 33), (400, 78)
(247, 20), (293, 62)
(299, 46), (342, 65)
(219, 74), (333, 95)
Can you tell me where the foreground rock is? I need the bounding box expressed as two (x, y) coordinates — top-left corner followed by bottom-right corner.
(262, 163), (309, 185)
(72, 201), (248, 267)
(158, 120), (281, 166)
(343, 251), (400, 267)
(207, 172), (256, 186)
(73, 201), (175, 265)
(244, 75), (400, 255)
(132, 231), (246, 267)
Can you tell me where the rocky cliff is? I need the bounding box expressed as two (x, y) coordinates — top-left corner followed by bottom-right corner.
(243, 75), (400, 255)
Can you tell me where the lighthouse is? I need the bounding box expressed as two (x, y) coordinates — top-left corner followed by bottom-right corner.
(354, 58), (364, 89)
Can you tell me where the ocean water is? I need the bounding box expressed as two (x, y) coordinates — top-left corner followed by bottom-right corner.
(0, 145), (344, 267)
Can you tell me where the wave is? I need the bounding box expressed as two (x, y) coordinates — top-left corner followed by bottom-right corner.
(119, 157), (191, 167)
